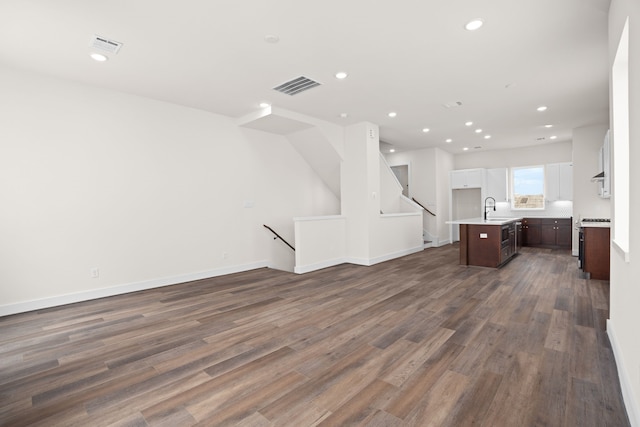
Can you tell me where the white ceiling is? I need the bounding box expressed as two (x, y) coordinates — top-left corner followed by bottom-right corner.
(0, 0), (611, 154)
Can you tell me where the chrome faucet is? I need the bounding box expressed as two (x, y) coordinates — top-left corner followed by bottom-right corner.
(484, 197), (496, 220)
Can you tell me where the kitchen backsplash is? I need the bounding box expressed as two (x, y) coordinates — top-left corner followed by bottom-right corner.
(492, 200), (573, 218)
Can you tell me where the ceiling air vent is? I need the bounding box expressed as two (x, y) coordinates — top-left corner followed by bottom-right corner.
(273, 76), (321, 96)
(442, 101), (463, 108)
(90, 34), (123, 54)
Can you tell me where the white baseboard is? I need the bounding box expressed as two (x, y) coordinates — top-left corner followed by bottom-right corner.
(294, 257), (346, 274)
(346, 245), (424, 267)
(294, 245), (425, 273)
(0, 261), (268, 317)
(368, 246), (424, 265)
(607, 319), (639, 427)
(435, 238), (451, 247)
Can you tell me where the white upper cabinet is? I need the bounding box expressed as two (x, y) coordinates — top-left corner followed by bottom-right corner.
(546, 162), (573, 201)
(450, 168), (484, 189)
(486, 168), (509, 202)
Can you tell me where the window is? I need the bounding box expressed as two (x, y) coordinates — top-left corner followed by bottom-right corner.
(512, 166), (545, 209)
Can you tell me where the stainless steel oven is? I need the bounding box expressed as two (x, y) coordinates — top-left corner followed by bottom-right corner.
(578, 227), (584, 269)
(501, 225), (510, 244)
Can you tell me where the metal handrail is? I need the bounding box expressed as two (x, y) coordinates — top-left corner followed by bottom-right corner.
(412, 198), (436, 216)
(263, 225), (295, 251)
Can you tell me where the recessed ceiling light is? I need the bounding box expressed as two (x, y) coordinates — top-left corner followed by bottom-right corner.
(335, 71), (348, 79)
(388, 112), (397, 118)
(264, 35), (280, 44)
(550, 135), (558, 140)
(465, 19), (484, 31)
(484, 135), (491, 139)
(537, 105), (548, 112)
(422, 128), (430, 133)
(90, 53), (108, 62)
(259, 102), (270, 108)
(389, 149), (396, 153)
(465, 121), (473, 126)
(544, 124), (553, 128)
(340, 113), (348, 118)
(475, 128), (483, 133)
(463, 147), (470, 151)
(446, 138), (453, 143)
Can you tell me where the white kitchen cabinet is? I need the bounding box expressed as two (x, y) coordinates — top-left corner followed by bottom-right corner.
(450, 168), (484, 189)
(546, 162), (573, 201)
(486, 168), (508, 202)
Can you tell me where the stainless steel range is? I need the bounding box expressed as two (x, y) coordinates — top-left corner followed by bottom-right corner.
(580, 218), (611, 226)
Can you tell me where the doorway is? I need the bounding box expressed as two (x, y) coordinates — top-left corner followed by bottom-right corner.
(391, 165), (409, 197)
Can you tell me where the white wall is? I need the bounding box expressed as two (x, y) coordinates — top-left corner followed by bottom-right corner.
(294, 216), (346, 273)
(572, 124), (611, 253)
(371, 213), (423, 261)
(379, 155), (404, 214)
(435, 148), (454, 244)
(342, 123), (423, 264)
(0, 65), (339, 315)
(608, 1), (640, 425)
(453, 141), (572, 170)
(342, 123), (374, 261)
(385, 147), (454, 245)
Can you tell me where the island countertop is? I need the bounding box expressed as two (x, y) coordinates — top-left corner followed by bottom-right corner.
(446, 217), (523, 226)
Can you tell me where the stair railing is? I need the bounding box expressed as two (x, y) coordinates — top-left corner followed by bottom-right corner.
(263, 225), (295, 251)
(412, 198), (436, 217)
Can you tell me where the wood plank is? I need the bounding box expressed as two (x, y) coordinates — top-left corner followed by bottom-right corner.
(384, 341), (465, 419)
(404, 369), (470, 425)
(446, 370), (503, 426)
(482, 351), (541, 426)
(544, 309), (572, 352)
(531, 349), (570, 426)
(316, 379), (396, 426)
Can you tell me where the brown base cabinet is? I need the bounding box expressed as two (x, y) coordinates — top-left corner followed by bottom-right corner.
(582, 227), (610, 280)
(522, 218), (541, 246)
(523, 217), (572, 249)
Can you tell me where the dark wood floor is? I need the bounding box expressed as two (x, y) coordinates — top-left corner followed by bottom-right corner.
(0, 245), (630, 426)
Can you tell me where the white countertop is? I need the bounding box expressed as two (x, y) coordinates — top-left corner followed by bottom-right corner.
(446, 217), (523, 226)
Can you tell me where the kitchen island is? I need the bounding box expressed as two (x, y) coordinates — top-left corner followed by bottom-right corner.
(447, 217), (522, 268)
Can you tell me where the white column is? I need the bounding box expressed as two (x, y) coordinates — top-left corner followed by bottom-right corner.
(341, 122), (380, 262)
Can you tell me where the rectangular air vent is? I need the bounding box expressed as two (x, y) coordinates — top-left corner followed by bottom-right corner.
(442, 101), (463, 108)
(273, 76), (321, 96)
(90, 35), (123, 54)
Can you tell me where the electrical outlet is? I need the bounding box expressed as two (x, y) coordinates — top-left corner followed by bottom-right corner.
(222, 252), (228, 260)
(91, 268), (99, 278)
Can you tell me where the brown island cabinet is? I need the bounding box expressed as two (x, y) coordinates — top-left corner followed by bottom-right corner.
(448, 218), (522, 268)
